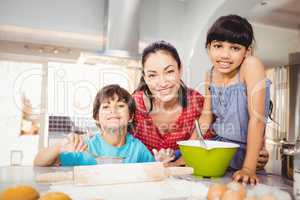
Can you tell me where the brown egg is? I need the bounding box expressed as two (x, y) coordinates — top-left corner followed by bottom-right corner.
(227, 181), (246, 199)
(0, 185), (39, 200)
(221, 190), (243, 200)
(207, 183), (228, 200)
(259, 193), (277, 200)
(38, 192), (72, 200)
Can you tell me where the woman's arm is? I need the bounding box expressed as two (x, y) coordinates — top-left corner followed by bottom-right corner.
(233, 56), (267, 185)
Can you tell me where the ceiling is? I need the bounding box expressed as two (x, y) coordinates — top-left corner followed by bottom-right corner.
(248, 0), (300, 29)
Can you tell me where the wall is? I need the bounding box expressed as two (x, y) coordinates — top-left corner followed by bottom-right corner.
(140, 0), (185, 57)
(252, 22), (300, 67)
(0, 61), (42, 166)
(0, 0), (104, 34)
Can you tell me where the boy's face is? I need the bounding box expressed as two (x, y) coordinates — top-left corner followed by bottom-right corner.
(207, 40), (250, 75)
(97, 94), (131, 131)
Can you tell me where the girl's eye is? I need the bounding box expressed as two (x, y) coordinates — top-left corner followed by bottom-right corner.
(213, 44), (222, 49)
(231, 46), (241, 51)
(167, 70), (175, 74)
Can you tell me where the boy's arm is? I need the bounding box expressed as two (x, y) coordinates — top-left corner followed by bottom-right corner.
(33, 133), (88, 166)
(33, 145), (62, 166)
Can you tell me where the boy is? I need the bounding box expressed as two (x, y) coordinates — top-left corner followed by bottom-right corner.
(34, 84), (171, 166)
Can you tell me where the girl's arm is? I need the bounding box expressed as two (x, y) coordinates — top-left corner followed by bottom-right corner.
(198, 71), (214, 135)
(172, 72), (214, 167)
(233, 56), (267, 185)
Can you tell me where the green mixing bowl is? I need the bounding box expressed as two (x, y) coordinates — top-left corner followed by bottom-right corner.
(177, 140), (239, 178)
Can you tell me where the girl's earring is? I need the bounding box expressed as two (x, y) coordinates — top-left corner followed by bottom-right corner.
(246, 46), (253, 57)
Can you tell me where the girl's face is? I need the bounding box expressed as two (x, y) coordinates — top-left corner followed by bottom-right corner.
(97, 94), (130, 131)
(207, 41), (251, 75)
(143, 51), (182, 102)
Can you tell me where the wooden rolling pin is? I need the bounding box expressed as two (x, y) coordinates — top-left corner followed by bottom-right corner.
(74, 162), (193, 186)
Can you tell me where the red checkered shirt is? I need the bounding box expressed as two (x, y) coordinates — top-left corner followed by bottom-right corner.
(132, 88), (204, 151)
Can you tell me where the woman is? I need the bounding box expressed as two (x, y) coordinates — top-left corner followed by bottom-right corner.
(132, 40), (269, 168)
(132, 41), (204, 165)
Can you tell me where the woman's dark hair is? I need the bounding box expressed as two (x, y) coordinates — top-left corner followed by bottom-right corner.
(135, 40), (187, 112)
(93, 84), (136, 132)
(205, 14), (254, 48)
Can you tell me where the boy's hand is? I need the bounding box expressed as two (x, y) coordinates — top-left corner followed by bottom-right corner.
(153, 148), (175, 164)
(232, 167), (259, 186)
(60, 133), (87, 153)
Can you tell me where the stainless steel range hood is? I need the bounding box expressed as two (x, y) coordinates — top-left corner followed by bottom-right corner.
(78, 0), (141, 65)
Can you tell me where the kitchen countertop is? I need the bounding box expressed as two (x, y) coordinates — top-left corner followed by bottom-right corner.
(0, 166), (294, 199)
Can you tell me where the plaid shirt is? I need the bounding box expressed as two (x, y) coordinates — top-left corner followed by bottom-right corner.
(132, 88), (204, 151)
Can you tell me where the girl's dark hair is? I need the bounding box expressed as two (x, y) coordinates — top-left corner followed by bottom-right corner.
(135, 40), (187, 112)
(205, 14), (254, 48)
(93, 84), (136, 132)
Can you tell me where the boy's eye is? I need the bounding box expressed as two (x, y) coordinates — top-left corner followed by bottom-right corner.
(117, 104), (126, 108)
(101, 105), (109, 109)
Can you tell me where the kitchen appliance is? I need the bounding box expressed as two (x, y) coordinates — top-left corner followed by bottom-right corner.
(265, 52), (300, 176)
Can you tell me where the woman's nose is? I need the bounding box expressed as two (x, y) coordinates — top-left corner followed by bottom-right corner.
(158, 75), (168, 87)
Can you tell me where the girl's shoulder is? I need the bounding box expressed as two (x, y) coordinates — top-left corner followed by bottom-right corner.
(240, 56), (266, 81)
(241, 56), (265, 73)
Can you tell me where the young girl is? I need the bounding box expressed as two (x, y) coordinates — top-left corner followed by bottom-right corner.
(34, 84), (171, 166)
(199, 15), (271, 185)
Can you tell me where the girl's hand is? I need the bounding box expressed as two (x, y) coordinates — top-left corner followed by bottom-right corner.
(153, 148), (175, 164)
(60, 133), (87, 152)
(232, 167), (259, 186)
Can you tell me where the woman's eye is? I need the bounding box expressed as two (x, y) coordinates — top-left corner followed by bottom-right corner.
(167, 70), (175, 74)
(148, 74), (156, 78)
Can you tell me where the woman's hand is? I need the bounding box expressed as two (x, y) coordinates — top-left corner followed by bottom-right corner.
(60, 133), (87, 152)
(232, 167), (259, 186)
(256, 148), (269, 170)
(153, 148), (175, 164)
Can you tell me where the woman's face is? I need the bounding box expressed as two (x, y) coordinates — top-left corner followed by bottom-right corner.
(207, 41), (250, 75)
(143, 51), (182, 102)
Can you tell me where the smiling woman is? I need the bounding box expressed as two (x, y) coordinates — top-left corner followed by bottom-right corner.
(132, 41), (205, 166)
